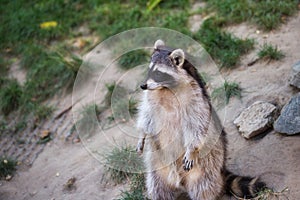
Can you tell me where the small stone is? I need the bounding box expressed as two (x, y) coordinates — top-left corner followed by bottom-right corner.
(63, 177), (77, 191)
(5, 175), (12, 181)
(30, 191), (37, 196)
(289, 61), (300, 89)
(263, 34), (269, 39)
(234, 101), (278, 139)
(56, 172), (60, 177)
(40, 130), (51, 139)
(73, 38), (86, 49)
(73, 137), (81, 143)
(274, 94), (300, 135)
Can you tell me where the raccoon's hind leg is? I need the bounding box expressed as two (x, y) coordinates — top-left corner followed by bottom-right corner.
(184, 169), (224, 200)
(146, 171), (177, 200)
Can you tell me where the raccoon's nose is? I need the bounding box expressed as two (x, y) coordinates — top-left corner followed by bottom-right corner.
(140, 84), (147, 90)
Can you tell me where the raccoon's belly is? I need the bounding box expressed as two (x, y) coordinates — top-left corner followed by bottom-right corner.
(145, 129), (185, 169)
(145, 148), (184, 188)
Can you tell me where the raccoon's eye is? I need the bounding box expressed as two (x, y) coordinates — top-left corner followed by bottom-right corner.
(153, 71), (164, 79)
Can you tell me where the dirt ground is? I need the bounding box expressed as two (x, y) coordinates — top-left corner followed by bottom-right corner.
(1, 10), (300, 200)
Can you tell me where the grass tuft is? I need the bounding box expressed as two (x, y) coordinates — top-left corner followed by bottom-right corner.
(128, 98), (139, 117)
(258, 43), (285, 61)
(0, 79), (23, 115)
(0, 157), (17, 180)
(104, 83), (138, 122)
(104, 83), (118, 107)
(118, 50), (149, 70)
(102, 145), (144, 184)
(194, 18), (254, 68)
(19, 49), (78, 116)
(76, 104), (103, 137)
(117, 171), (148, 200)
(34, 105), (54, 121)
(203, 0), (298, 30)
(212, 81), (242, 105)
(0, 120), (8, 133)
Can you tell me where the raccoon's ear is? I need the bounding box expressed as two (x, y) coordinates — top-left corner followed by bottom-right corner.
(154, 39), (165, 49)
(170, 49), (185, 68)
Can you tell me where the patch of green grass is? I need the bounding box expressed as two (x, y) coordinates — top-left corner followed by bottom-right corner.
(204, 0), (251, 25)
(118, 172), (148, 200)
(253, 1), (298, 31)
(120, 173), (148, 200)
(90, 1), (191, 39)
(20, 44), (47, 70)
(0, 0), (97, 52)
(22, 51), (77, 110)
(212, 81), (242, 105)
(118, 187), (147, 200)
(76, 104), (103, 137)
(0, 49), (77, 118)
(0, 120), (8, 133)
(118, 189), (145, 200)
(118, 50), (149, 70)
(51, 51), (82, 74)
(0, 157), (17, 180)
(100, 83), (138, 128)
(0, 79), (23, 115)
(129, 99), (138, 117)
(258, 43), (285, 61)
(0, 56), (9, 76)
(13, 120), (27, 133)
(203, 0), (298, 30)
(105, 83), (138, 121)
(194, 18), (254, 68)
(34, 105), (54, 121)
(104, 83), (118, 107)
(103, 145), (144, 184)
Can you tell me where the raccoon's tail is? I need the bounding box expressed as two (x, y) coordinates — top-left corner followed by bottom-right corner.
(225, 170), (266, 198)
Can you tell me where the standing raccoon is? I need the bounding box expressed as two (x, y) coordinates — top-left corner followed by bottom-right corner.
(136, 40), (266, 200)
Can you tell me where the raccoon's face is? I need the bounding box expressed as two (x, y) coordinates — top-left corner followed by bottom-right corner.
(140, 40), (186, 90)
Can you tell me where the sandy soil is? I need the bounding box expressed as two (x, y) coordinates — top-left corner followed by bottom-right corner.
(1, 10), (300, 200)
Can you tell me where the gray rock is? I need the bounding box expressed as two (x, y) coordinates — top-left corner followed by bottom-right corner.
(234, 101), (277, 139)
(289, 61), (300, 89)
(274, 94), (300, 135)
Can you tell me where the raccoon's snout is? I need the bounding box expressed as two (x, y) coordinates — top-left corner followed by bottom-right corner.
(140, 83), (147, 90)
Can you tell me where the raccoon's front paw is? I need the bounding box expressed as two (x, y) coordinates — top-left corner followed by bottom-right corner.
(183, 152), (194, 171)
(136, 139), (145, 155)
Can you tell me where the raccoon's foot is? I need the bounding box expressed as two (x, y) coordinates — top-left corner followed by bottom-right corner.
(183, 151), (194, 171)
(136, 137), (145, 155)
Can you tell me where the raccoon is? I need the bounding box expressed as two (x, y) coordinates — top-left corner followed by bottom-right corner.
(136, 40), (266, 200)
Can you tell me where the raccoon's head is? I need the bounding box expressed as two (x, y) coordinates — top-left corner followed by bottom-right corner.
(140, 40), (205, 92)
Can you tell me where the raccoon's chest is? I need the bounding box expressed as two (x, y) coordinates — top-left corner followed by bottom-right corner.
(148, 90), (184, 146)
